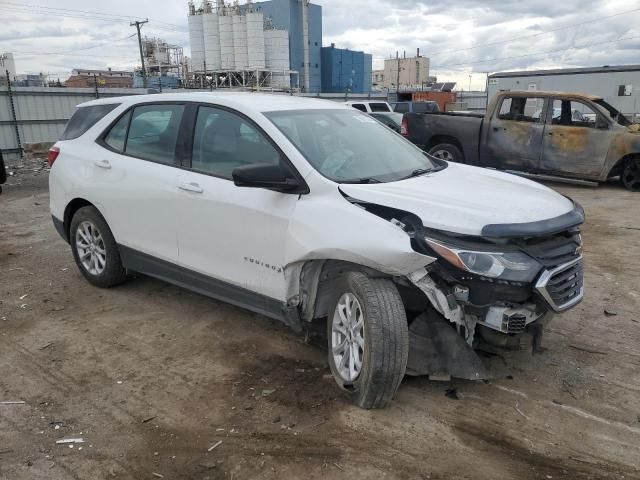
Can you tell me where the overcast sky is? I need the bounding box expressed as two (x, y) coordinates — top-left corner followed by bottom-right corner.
(1, 0), (639, 89)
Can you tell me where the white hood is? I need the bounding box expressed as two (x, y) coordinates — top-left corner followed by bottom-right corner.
(340, 162), (575, 236)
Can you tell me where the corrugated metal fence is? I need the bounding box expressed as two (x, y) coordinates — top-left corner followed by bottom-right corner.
(0, 87), (148, 161)
(0, 87), (390, 162)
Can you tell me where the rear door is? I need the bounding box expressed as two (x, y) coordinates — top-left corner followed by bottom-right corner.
(482, 95), (547, 171)
(91, 103), (185, 263)
(539, 99), (611, 177)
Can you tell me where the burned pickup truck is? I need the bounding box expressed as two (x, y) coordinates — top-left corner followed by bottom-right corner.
(402, 91), (640, 191)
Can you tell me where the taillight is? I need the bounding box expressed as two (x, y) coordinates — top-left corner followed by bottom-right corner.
(401, 117), (408, 136)
(47, 146), (60, 167)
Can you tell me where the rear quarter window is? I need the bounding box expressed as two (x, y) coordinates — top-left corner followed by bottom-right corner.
(413, 103), (439, 113)
(370, 103), (391, 112)
(60, 104), (119, 140)
(394, 103), (409, 113)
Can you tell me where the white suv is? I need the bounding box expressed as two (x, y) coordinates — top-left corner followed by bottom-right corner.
(49, 93), (585, 408)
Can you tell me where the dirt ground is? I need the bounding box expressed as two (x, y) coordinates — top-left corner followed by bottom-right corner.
(1, 159), (639, 480)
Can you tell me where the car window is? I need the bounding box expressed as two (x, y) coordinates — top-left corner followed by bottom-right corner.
(369, 103), (391, 112)
(550, 100), (597, 127)
(104, 111), (131, 152)
(192, 106), (280, 179)
(350, 104), (367, 112)
(394, 103), (409, 113)
(61, 104), (119, 140)
(497, 97), (543, 123)
(413, 103), (437, 113)
(124, 104), (184, 164)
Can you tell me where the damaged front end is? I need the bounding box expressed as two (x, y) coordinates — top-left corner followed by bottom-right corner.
(341, 192), (585, 381)
(404, 223), (584, 379)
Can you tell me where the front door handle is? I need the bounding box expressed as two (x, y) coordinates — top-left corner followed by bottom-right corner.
(178, 181), (204, 194)
(94, 160), (111, 169)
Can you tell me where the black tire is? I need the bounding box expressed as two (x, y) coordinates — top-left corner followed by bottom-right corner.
(327, 272), (409, 409)
(69, 206), (127, 288)
(428, 143), (464, 163)
(621, 158), (640, 191)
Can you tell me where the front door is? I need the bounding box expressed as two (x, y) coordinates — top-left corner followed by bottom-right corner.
(539, 99), (611, 178)
(481, 95), (546, 171)
(175, 105), (298, 302)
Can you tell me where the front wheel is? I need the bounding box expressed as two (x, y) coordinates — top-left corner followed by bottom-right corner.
(327, 272), (409, 409)
(428, 143), (464, 163)
(621, 158), (640, 191)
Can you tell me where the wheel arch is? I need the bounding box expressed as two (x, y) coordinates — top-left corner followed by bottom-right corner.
(296, 259), (393, 323)
(607, 152), (640, 178)
(63, 198), (98, 241)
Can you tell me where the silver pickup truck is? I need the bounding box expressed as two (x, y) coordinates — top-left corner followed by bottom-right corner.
(402, 91), (640, 191)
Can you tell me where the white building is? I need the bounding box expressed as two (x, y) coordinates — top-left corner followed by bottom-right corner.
(380, 51), (430, 90)
(488, 64), (640, 118)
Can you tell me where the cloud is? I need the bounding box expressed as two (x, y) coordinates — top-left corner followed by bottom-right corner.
(1, 0), (638, 89)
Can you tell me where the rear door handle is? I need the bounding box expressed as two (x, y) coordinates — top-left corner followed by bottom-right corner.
(178, 181), (204, 194)
(94, 160), (111, 169)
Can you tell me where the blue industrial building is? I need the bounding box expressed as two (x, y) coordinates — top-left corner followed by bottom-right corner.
(249, 0), (322, 92)
(321, 45), (372, 94)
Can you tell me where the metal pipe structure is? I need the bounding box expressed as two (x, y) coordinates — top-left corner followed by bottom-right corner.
(5, 70), (22, 158)
(301, 0), (310, 92)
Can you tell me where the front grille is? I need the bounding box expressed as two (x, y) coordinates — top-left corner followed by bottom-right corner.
(521, 231), (581, 267)
(535, 257), (584, 312)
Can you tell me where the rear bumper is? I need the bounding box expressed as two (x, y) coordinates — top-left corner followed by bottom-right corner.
(52, 215), (68, 243)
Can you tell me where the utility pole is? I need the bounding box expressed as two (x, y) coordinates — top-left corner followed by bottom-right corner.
(396, 51), (400, 94)
(131, 19), (149, 89)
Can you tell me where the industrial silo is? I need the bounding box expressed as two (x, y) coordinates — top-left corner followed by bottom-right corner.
(264, 29), (290, 88)
(218, 12), (234, 70)
(202, 11), (221, 71)
(245, 12), (265, 69)
(232, 13), (248, 70)
(187, 11), (205, 72)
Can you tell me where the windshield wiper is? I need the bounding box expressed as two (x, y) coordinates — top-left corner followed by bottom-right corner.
(341, 177), (382, 184)
(401, 168), (433, 180)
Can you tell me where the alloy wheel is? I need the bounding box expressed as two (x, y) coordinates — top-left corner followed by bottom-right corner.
(431, 149), (454, 161)
(75, 220), (107, 276)
(331, 293), (365, 382)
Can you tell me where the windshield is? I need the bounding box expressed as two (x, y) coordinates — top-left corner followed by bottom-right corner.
(595, 99), (631, 126)
(266, 109), (442, 183)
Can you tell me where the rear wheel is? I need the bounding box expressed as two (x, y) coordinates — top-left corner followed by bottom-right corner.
(327, 272), (409, 409)
(70, 206), (127, 288)
(621, 158), (640, 191)
(428, 143), (463, 163)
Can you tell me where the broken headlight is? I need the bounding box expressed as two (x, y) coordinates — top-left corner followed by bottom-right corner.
(425, 238), (542, 283)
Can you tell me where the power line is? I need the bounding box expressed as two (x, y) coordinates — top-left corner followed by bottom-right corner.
(0, 6), (185, 34)
(0, 1), (187, 30)
(427, 6), (640, 57)
(431, 34), (640, 70)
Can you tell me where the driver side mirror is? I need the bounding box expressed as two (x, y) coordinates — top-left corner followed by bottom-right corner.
(232, 163), (308, 194)
(595, 116), (609, 129)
